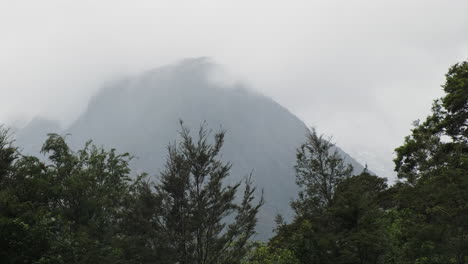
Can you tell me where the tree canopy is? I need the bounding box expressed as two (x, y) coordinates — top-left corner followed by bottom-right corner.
(1, 60), (467, 264)
(0, 123), (263, 264)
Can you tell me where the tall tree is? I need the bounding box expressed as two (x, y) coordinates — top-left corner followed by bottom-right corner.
(0, 127), (56, 264)
(394, 61), (468, 264)
(271, 128), (356, 264)
(292, 128), (353, 217)
(0, 127), (16, 180)
(39, 134), (134, 263)
(241, 242), (300, 264)
(0, 130), (137, 264)
(126, 122), (263, 264)
(118, 175), (165, 264)
(331, 171), (390, 264)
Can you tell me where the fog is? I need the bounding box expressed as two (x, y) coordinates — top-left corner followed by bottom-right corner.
(1, 0), (468, 180)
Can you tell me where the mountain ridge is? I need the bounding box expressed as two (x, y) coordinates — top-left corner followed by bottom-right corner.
(16, 58), (365, 239)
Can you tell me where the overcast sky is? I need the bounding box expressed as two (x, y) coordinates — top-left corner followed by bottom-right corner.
(1, 0), (468, 180)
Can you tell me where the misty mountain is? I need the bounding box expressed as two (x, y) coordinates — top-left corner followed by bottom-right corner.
(16, 58), (365, 239)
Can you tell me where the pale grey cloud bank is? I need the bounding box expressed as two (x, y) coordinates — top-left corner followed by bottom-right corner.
(1, 0), (468, 180)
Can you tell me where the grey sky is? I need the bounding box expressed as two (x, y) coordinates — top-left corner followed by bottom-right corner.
(1, 0), (468, 180)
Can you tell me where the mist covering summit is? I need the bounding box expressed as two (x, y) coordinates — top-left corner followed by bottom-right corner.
(17, 58), (365, 238)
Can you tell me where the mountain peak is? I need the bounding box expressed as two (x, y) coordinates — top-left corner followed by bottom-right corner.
(17, 58), (365, 240)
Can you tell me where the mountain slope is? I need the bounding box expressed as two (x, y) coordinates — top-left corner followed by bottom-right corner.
(16, 58), (365, 239)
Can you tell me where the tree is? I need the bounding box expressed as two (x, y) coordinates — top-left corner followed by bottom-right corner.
(270, 128), (399, 264)
(331, 171), (390, 264)
(0, 130), (137, 264)
(118, 175), (165, 264)
(272, 173), (392, 264)
(125, 122), (263, 264)
(0, 127), (56, 264)
(292, 127), (353, 218)
(39, 134), (134, 263)
(0, 127), (16, 180)
(394, 61), (468, 264)
(270, 128), (356, 264)
(242, 243), (300, 264)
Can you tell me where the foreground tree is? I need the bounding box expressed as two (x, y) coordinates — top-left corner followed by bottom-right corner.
(0, 130), (135, 264)
(242, 243), (300, 264)
(0, 127), (16, 179)
(0, 127), (57, 263)
(123, 123), (264, 264)
(331, 171), (390, 264)
(272, 128), (356, 263)
(271, 128), (393, 264)
(39, 134), (134, 263)
(291, 128), (353, 217)
(394, 61), (468, 264)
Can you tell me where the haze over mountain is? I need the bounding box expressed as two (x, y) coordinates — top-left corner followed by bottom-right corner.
(16, 58), (365, 239)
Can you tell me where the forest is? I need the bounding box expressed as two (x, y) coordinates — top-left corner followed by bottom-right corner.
(0, 61), (466, 264)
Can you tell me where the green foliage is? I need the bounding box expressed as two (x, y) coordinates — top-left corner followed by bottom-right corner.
(272, 172), (391, 264)
(1, 60), (466, 263)
(1, 123), (264, 264)
(0, 127), (16, 179)
(331, 172), (390, 264)
(393, 61), (468, 264)
(118, 174), (164, 264)
(0, 130), (134, 264)
(270, 60), (467, 264)
(242, 243), (300, 264)
(271, 127), (391, 264)
(292, 127), (353, 217)
(41, 134), (134, 263)
(122, 122), (264, 264)
(440, 61), (468, 140)
(0, 127), (54, 264)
